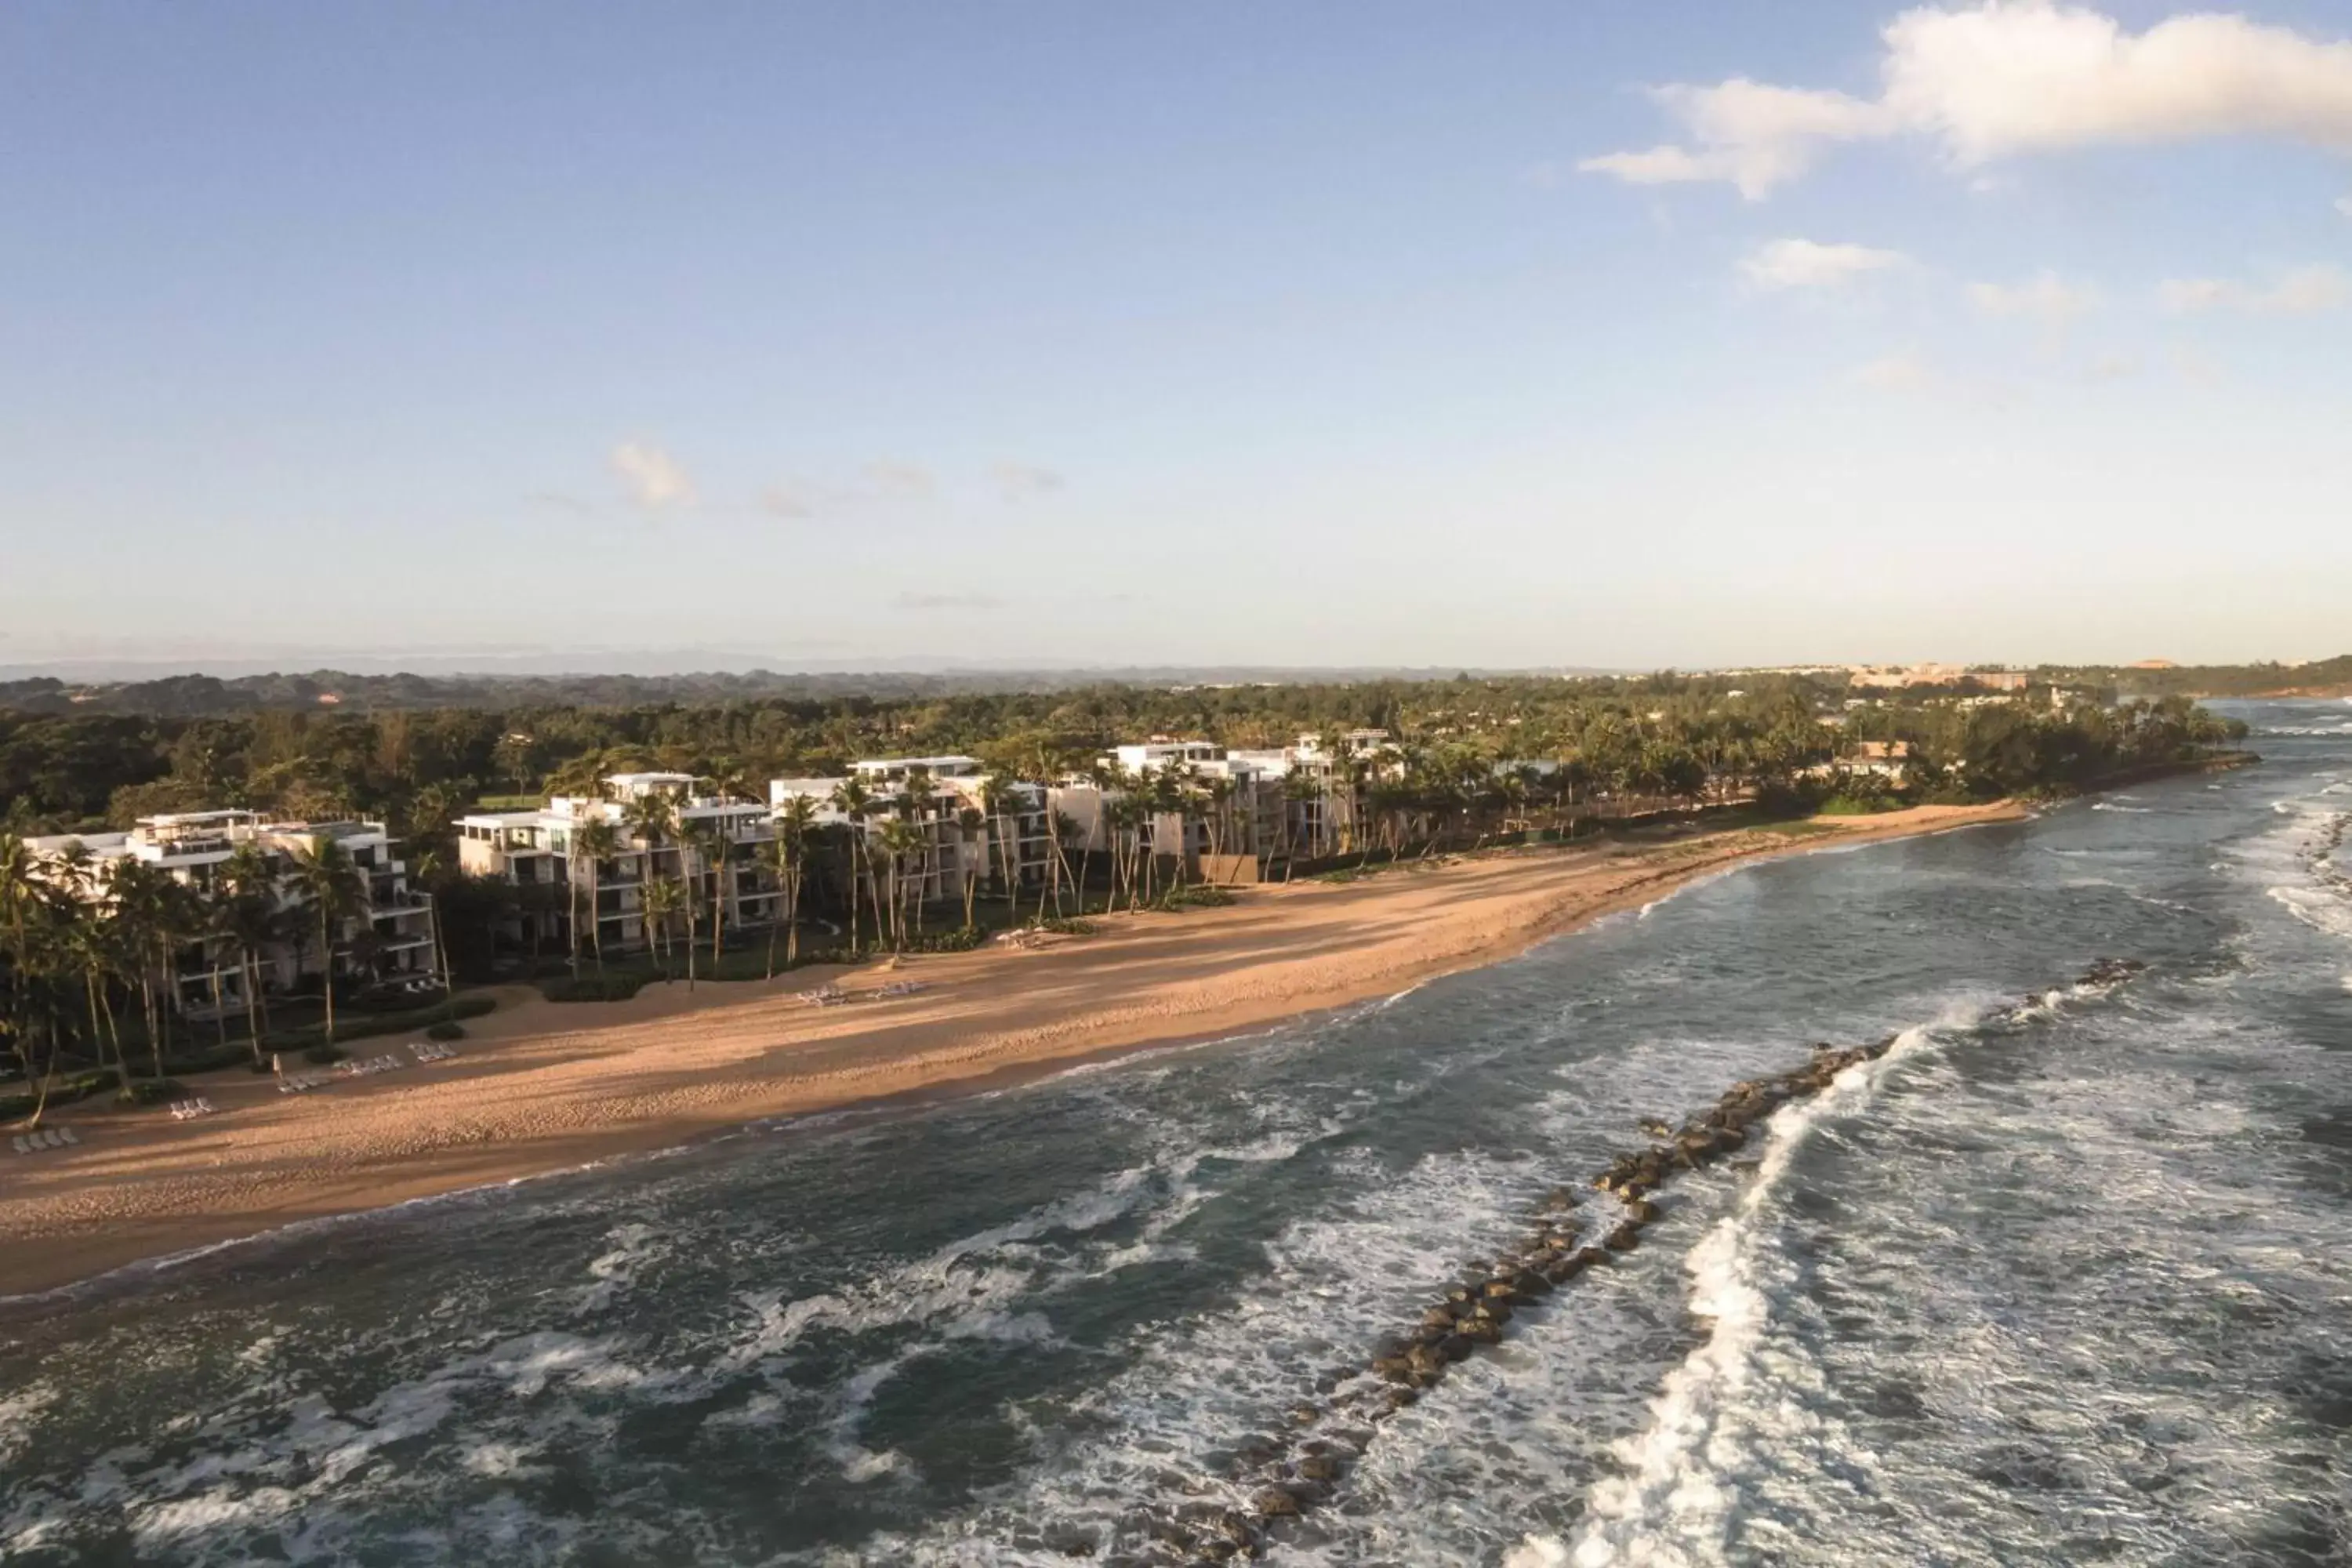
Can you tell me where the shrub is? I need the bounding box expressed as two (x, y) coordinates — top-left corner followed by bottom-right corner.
(1033, 916), (1098, 936)
(0, 1070), (111, 1123)
(1157, 884), (1236, 911)
(118, 1077), (185, 1106)
(424, 1020), (466, 1042)
(901, 926), (986, 953)
(303, 1044), (347, 1065)
(539, 973), (647, 1004)
(155, 1044), (252, 1076)
(1817, 793), (1901, 816)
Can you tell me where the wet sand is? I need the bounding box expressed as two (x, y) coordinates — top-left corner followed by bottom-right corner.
(0, 803), (2024, 1297)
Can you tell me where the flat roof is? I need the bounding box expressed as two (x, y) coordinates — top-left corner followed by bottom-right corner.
(21, 832), (132, 852)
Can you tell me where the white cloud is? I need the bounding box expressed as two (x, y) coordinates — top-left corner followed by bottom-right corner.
(1967, 270), (2099, 326)
(2084, 352), (2141, 382)
(990, 462), (1066, 502)
(611, 441), (694, 510)
(1583, 2), (2352, 198)
(758, 483), (818, 519)
(1740, 238), (1909, 290)
(862, 460), (936, 501)
(2338, 194), (2352, 216)
(1581, 81), (1892, 198)
(2158, 263), (2350, 314)
(1853, 350), (1935, 390)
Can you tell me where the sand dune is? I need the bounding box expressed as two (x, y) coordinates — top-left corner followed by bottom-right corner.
(0, 803), (2023, 1297)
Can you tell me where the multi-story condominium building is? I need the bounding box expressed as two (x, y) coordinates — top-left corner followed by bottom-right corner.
(456, 772), (776, 956)
(1063, 740), (1296, 871)
(18, 811), (438, 1019)
(770, 757), (1043, 908)
(931, 771), (1056, 893)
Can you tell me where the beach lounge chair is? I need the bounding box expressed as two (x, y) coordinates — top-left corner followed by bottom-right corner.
(10, 1135), (26, 1155)
(58, 1127), (78, 1145)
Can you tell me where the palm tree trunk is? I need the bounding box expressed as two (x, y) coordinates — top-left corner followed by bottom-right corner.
(712, 855), (726, 969)
(98, 985), (129, 1095)
(856, 846), (875, 959)
(242, 953), (265, 1066)
(786, 868), (802, 965)
(140, 972), (163, 1080)
(320, 909), (337, 1047)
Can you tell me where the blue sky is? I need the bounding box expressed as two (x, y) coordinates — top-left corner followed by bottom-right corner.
(5, 2), (2350, 672)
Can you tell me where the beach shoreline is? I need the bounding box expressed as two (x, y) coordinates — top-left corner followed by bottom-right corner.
(0, 801), (2028, 1299)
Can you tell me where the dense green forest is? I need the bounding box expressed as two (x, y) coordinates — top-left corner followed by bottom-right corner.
(0, 652), (2339, 720)
(2044, 654), (2352, 700)
(2, 670), (2253, 851)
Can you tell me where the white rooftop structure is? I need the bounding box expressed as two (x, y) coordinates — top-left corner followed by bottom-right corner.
(850, 755), (984, 781)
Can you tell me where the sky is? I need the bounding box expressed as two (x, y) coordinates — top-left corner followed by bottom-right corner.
(4, 0), (2351, 674)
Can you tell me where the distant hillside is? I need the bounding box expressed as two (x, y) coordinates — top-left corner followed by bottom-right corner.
(2035, 656), (2352, 701)
(0, 666), (1613, 717)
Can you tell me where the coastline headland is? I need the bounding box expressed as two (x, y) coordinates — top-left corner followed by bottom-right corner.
(0, 802), (2028, 1298)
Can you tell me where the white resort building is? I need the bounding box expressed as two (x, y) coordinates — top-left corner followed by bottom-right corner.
(770, 757), (1054, 906)
(18, 811), (439, 1019)
(456, 772), (777, 956)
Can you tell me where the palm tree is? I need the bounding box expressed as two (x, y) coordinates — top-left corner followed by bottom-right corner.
(763, 795), (818, 976)
(875, 818), (925, 950)
(622, 791), (679, 878)
(0, 837), (53, 1109)
(681, 819), (724, 988)
(219, 842), (281, 1051)
(956, 806), (985, 931)
(639, 877), (683, 982)
(406, 846), (456, 996)
(829, 778), (877, 955)
(571, 817), (621, 982)
(103, 858), (191, 1078)
(1053, 810), (1085, 914)
(688, 818), (731, 972)
(62, 895), (130, 1104)
(978, 774), (1019, 909)
(2, 856), (86, 1124)
(287, 836), (368, 1049)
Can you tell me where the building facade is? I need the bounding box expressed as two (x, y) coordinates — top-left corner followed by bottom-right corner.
(456, 772), (777, 956)
(20, 811), (438, 1019)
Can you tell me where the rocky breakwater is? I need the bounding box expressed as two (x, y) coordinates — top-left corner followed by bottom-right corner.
(1078, 958), (2149, 1565)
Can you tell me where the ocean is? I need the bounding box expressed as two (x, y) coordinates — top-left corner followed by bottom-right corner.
(3, 699), (2347, 1566)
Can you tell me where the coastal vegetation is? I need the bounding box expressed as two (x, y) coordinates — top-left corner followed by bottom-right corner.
(0, 671), (2251, 1119)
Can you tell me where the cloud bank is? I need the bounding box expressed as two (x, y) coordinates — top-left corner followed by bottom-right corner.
(1583, 2), (2352, 198)
(1740, 238), (1908, 290)
(2158, 263), (2350, 314)
(1967, 270), (2099, 325)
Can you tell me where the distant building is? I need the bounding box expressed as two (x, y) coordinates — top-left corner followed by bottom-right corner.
(1848, 664), (2028, 692)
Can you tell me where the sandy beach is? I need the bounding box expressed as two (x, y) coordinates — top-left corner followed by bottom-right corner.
(0, 802), (2024, 1298)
